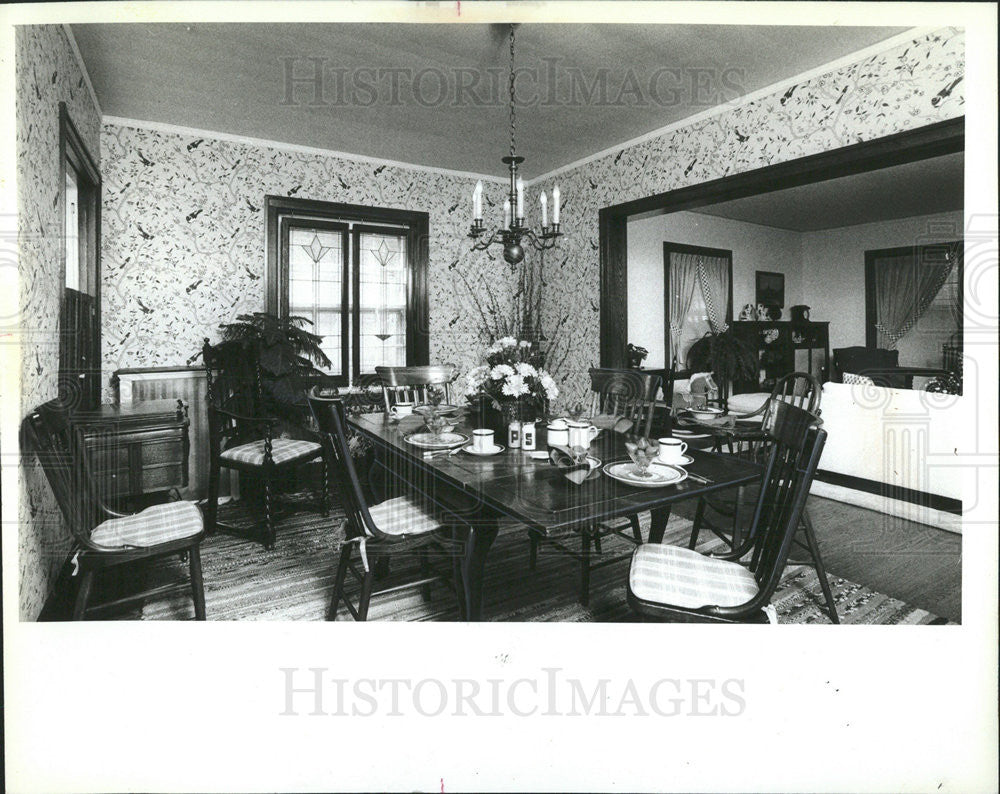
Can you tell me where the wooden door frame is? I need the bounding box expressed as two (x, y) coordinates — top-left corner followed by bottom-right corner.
(599, 117), (964, 369)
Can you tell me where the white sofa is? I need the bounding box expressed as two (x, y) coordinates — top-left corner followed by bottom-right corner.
(812, 381), (965, 531)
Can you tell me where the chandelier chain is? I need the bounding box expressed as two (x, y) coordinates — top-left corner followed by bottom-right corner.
(509, 24), (516, 159)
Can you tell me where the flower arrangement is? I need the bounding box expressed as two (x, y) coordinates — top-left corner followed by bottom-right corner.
(464, 337), (559, 419)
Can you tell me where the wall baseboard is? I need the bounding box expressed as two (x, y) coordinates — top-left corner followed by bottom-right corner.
(811, 475), (962, 534)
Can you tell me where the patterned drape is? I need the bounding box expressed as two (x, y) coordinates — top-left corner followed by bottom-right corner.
(696, 254), (731, 334)
(667, 252), (700, 363)
(874, 249), (954, 348)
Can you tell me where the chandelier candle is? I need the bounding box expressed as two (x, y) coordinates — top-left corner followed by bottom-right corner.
(468, 24), (564, 266)
(540, 192), (547, 227)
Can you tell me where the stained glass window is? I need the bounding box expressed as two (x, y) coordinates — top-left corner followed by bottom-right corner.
(357, 231), (408, 373)
(288, 226), (346, 377)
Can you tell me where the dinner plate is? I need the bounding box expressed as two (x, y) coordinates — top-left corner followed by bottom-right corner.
(462, 443), (506, 456)
(403, 431), (469, 449)
(413, 403), (461, 416)
(602, 460), (688, 488)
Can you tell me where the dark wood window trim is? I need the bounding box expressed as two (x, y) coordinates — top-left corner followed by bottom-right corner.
(264, 196), (430, 385)
(863, 241), (964, 350)
(59, 101), (102, 409)
(663, 242), (734, 368)
(599, 117), (964, 369)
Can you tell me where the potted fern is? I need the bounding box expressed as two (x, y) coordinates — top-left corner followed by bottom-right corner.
(212, 312), (333, 425)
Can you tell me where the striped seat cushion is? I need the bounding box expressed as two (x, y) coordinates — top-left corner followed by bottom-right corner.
(629, 543), (759, 608)
(367, 496), (443, 537)
(220, 438), (322, 466)
(90, 500), (203, 548)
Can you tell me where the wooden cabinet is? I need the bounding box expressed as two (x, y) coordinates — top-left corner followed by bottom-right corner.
(72, 399), (190, 507)
(732, 321), (830, 394)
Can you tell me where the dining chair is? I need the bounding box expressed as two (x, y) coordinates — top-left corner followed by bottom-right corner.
(685, 372), (839, 622)
(528, 367), (662, 606)
(307, 391), (467, 621)
(627, 400), (827, 623)
(203, 339), (329, 550)
(587, 367), (661, 436)
(22, 399), (207, 620)
(375, 365), (458, 413)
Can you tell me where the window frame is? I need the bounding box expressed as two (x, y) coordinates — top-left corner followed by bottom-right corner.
(864, 240), (964, 352)
(663, 241), (734, 369)
(59, 101), (101, 409)
(265, 197), (430, 386)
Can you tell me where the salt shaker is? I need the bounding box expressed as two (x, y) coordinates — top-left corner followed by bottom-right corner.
(508, 420), (522, 449)
(521, 421), (536, 451)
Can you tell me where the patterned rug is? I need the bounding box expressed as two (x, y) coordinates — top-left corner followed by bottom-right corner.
(136, 493), (951, 624)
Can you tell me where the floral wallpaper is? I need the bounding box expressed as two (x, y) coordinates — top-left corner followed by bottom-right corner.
(100, 124), (514, 400)
(16, 25), (103, 620)
(531, 27), (965, 409)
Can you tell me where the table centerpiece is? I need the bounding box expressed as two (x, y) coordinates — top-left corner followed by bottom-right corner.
(463, 337), (559, 434)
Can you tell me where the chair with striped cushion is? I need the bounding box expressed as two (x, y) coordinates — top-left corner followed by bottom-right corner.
(23, 400), (207, 620)
(203, 339), (328, 550)
(627, 400), (827, 623)
(308, 391), (471, 621)
(528, 367), (662, 606)
(686, 371), (839, 623)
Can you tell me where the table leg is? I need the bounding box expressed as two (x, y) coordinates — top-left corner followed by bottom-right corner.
(460, 517), (499, 621)
(648, 505), (673, 544)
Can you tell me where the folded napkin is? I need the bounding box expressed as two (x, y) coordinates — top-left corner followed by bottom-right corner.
(592, 413), (634, 434)
(549, 445), (594, 484)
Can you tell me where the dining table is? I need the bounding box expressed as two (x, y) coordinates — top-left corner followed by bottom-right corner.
(348, 409), (763, 620)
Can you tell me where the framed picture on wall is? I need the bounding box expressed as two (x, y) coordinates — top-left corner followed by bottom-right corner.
(755, 270), (785, 308)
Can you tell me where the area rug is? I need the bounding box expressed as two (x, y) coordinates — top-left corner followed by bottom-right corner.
(137, 493), (952, 624)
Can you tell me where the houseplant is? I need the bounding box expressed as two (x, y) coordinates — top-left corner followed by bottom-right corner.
(210, 312), (333, 426)
(463, 337), (559, 432)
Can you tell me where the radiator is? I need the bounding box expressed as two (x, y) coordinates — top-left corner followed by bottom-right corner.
(114, 366), (213, 499)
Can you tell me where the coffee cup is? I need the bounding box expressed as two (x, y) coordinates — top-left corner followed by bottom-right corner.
(472, 428), (495, 453)
(546, 420), (570, 448)
(567, 420), (599, 449)
(657, 437), (688, 463)
(390, 401), (414, 418)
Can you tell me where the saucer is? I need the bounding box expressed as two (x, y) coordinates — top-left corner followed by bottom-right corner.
(657, 454), (694, 466)
(463, 443), (506, 456)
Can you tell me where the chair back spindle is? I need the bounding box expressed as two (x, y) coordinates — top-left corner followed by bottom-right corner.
(375, 365), (457, 413)
(588, 368), (662, 437)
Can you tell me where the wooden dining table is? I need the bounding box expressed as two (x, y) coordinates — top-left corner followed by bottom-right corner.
(348, 410), (763, 620)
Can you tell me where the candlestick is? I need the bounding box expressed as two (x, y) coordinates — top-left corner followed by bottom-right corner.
(540, 192), (547, 228)
(552, 185), (560, 225)
(503, 199), (511, 229)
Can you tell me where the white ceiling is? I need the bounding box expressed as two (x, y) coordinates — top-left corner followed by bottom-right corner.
(689, 151), (964, 231)
(71, 23), (907, 177)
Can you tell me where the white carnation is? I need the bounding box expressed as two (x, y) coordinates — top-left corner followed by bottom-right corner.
(515, 362), (537, 377)
(501, 374), (530, 397)
(490, 364), (515, 379)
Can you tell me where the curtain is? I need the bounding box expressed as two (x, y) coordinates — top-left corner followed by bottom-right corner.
(696, 254), (731, 334)
(874, 249), (954, 348)
(667, 252), (700, 364)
